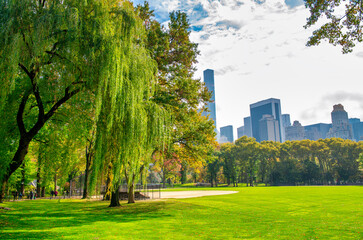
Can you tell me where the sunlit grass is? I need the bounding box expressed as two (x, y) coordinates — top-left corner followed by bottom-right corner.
(1, 186), (362, 239)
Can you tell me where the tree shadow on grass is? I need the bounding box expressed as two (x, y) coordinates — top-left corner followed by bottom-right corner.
(0, 200), (180, 239)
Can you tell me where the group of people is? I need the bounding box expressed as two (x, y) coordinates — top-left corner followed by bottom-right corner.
(12, 190), (36, 201)
(50, 190), (58, 199)
(10, 189), (71, 201)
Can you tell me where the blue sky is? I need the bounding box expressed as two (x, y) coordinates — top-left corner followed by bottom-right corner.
(131, 0), (363, 137)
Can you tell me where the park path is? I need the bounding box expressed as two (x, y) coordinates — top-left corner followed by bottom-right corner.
(160, 190), (238, 199)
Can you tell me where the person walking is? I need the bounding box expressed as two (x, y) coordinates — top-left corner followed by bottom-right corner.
(12, 191), (17, 201)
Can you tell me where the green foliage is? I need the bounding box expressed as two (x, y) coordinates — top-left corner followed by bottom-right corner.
(304, 0), (363, 53)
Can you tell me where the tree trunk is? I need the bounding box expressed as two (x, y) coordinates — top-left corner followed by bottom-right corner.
(103, 166), (112, 201)
(162, 170), (166, 188)
(54, 174), (57, 192)
(0, 179), (8, 203)
(20, 164), (26, 195)
(2, 138), (32, 202)
(109, 186), (120, 207)
(41, 186), (45, 197)
(36, 162), (41, 197)
(82, 144), (92, 199)
(128, 182), (135, 204)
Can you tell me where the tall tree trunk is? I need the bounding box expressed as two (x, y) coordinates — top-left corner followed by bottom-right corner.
(20, 163), (26, 195)
(83, 136), (94, 199)
(36, 161), (41, 197)
(162, 168), (166, 188)
(128, 182), (135, 204)
(0, 179), (8, 203)
(103, 165), (112, 201)
(109, 184), (120, 207)
(41, 186), (45, 197)
(54, 174), (57, 192)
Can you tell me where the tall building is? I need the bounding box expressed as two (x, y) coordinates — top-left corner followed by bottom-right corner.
(281, 114), (291, 128)
(304, 123), (332, 140)
(220, 125), (234, 143)
(202, 69), (217, 129)
(285, 120), (305, 141)
(243, 117), (252, 137)
(259, 115), (280, 142)
(281, 114), (291, 142)
(237, 126), (245, 140)
(349, 118), (363, 141)
(250, 98), (283, 142)
(327, 104), (353, 140)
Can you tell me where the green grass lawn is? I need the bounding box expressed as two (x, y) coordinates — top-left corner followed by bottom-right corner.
(0, 186), (362, 239)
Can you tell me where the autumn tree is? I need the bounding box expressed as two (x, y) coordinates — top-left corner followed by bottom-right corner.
(136, 3), (217, 185)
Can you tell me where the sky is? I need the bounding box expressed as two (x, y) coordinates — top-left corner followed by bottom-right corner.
(131, 0), (363, 138)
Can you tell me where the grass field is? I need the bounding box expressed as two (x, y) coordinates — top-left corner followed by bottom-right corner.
(0, 186), (362, 239)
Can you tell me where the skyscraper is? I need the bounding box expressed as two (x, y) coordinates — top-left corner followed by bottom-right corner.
(327, 104), (353, 139)
(220, 125), (234, 143)
(350, 118), (363, 141)
(281, 114), (291, 142)
(202, 69), (217, 129)
(250, 98), (283, 142)
(259, 115), (280, 142)
(243, 117), (252, 137)
(237, 126), (245, 139)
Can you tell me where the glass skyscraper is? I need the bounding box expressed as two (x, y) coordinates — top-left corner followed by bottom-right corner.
(202, 69), (217, 129)
(250, 98), (283, 142)
(220, 125), (234, 143)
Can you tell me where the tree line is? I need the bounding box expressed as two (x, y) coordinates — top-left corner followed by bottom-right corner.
(206, 137), (363, 187)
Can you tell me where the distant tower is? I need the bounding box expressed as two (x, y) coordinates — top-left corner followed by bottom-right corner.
(202, 69), (217, 130)
(237, 126), (245, 139)
(281, 114), (291, 142)
(327, 104), (353, 139)
(244, 117), (252, 137)
(349, 118), (363, 141)
(220, 125), (234, 143)
(250, 98), (283, 142)
(285, 120), (305, 141)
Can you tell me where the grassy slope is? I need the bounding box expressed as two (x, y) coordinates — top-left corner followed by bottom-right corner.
(0, 186), (362, 240)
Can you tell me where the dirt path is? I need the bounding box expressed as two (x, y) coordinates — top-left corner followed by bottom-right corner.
(160, 190), (238, 199)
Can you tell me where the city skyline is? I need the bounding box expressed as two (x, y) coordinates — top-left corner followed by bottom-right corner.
(131, 0), (363, 135)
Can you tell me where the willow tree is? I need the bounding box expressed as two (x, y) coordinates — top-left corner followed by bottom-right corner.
(88, 4), (169, 206)
(0, 0), (151, 202)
